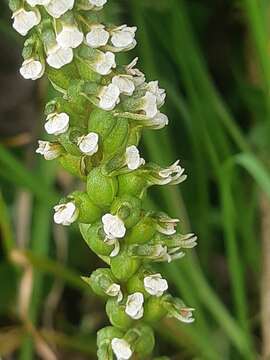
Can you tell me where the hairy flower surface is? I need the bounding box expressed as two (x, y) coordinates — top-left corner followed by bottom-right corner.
(10, 0), (197, 357)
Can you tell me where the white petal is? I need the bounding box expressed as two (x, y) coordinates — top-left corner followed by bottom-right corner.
(125, 292), (144, 320)
(46, 45), (73, 69)
(112, 75), (135, 96)
(89, 0), (107, 6)
(111, 338), (132, 360)
(20, 59), (45, 80)
(86, 25), (109, 48)
(56, 26), (84, 49)
(77, 132), (99, 155)
(125, 146), (145, 170)
(94, 51), (116, 75)
(102, 214), (126, 240)
(36, 140), (61, 160)
(12, 9), (40, 36)
(53, 202), (78, 226)
(111, 25), (137, 48)
(44, 112), (69, 135)
(143, 91), (158, 118)
(99, 84), (120, 111)
(144, 274), (168, 297)
(26, 0), (51, 5)
(45, 0), (75, 18)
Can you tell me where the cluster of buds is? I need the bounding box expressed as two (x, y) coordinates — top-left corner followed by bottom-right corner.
(10, 0), (197, 358)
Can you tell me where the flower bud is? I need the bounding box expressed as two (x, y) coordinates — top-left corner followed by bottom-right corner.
(125, 214), (156, 245)
(111, 249), (141, 282)
(87, 166), (118, 209)
(69, 191), (102, 224)
(106, 298), (133, 330)
(12, 8), (40, 36)
(110, 195), (141, 229)
(53, 201), (79, 226)
(84, 268), (122, 301)
(80, 222), (116, 257)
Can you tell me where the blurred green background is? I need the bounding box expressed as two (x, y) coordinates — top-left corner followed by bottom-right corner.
(1, 0), (270, 359)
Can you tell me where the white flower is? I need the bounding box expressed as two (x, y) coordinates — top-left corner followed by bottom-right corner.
(112, 75), (135, 96)
(125, 146), (145, 170)
(106, 283), (123, 302)
(126, 58), (145, 86)
(102, 214), (126, 240)
(93, 51), (116, 75)
(53, 202), (78, 226)
(147, 81), (166, 107)
(144, 274), (168, 297)
(12, 8), (41, 36)
(141, 91), (158, 118)
(77, 132), (99, 155)
(111, 25), (137, 49)
(56, 25), (84, 49)
(46, 44), (73, 69)
(44, 112), (69, 135)
(149, 112), (169, 129)
(156, 216), (179, 235)
(125, 292), (144, 320)
(89, 0), (107, 7)
(26, 0), (51, 5)
(19, 58), (45, 80)
(45, 0), (75, 18)
(86, 25), (109, 48)
(159, 160), (186, 184)
(177, 307), (195, 323)
(36, 140), (62, 160)
(111, 338), (132, 360)
(98, 84), (120, 111)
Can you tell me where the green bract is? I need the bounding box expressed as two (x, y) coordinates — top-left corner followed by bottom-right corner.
(11, 0), (197, 358)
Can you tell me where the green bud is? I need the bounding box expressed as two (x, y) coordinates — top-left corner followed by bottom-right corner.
(86, 268), (117, 298)
(70, 191), (102, 224)
(58, 153), (87, 180)
(97, 326), (124, 346)
(118, 172), (147, 198)
(111, 249), (141, 282)
(125, 214), (156, 245)
(144, 296), (168, 324)
(87, 166), (118, 209)
(106, 298), (133, 330)
(110, 195), (141, 229)
(58, 128), (83, 156)
(126, 325), (155, 358)
(80, 222), (115, 256)
(88, 108), (117, 140)
(103, 119), (129, 158)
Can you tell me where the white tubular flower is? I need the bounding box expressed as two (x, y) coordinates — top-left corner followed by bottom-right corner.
(125, 146), (145, 170)
(93, 51), (116, 75)
(177, 307), (195, 323)
(111, 25), (137, 49)
(19, 58), (45, 80)
(53, 202), (78, 226)
(86, 25), (110, 48)
(56, 25), (84, 49)
(126, 58), (145, 86)
(98, 84), (120, 111)
(112, 75), (135, 96)
(36, 140), (62, 160)
(77, 132), (99, 155)
(125, 292), (144, 320)
(111, 338), (132, 360)
(106, 283), (123, 302)
(159, 160), (186, 184)
(12, 8), (41, 36)
(26, 0), (51, 5)
(102, 214), (126, 240)
(156, 215), (179, 235)
(146, 81), (166, 107)
(45, 0), (75, 18)
(89, 0), (107, 7)
(144, 274), (168, 297)
(141, 91), (158, 118)
(44, 112), (69, 135)
(46, 44), (73, 69)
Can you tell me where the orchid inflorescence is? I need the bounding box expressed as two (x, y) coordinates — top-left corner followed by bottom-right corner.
(10, 0), (197, 358)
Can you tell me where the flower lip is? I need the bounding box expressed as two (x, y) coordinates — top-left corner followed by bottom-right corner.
(56, 25), (84, 49)
(12, 8), (41, 36)
(77, 132), (99, 156)
(20, 58), (45, 80)
(46, 44), (73, 69)
(102, 214), (126, 240)
(125, 145), (145, 170)
(45, 0), (75, 18)
(144, 273), (168, 297)
(36, 140), (61, 160)
(53, 201), (78, 226)
(44, 112), (70, 136)
(111, 338), (132, 360)
(86, 24), (110, 48)
(125, 292), (144, 319)
(98, 83), (120, 111)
